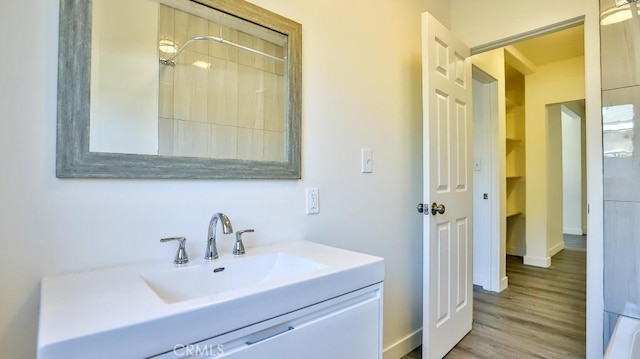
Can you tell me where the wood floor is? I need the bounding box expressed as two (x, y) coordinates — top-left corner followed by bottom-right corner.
(402, 248), (586, 359)
(563, 234), (587, 252)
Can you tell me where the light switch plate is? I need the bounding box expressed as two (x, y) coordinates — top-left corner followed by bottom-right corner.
(473, 159), (482, 171)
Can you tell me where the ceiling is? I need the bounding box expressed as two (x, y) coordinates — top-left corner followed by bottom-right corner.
(511, 24), (585, 66)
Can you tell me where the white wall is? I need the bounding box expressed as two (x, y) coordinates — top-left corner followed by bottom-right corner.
(525, 56), (585, 266)
(90, 0), (160, 155)
(450, 0), (589, 49)
(547, 103), (565, 257)
(0, 1), (449, 358)
(562, 106), (584, 235)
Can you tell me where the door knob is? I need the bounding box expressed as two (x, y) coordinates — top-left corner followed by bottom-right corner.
(431, 202), (445, 215)
(417, 203), (426, 214)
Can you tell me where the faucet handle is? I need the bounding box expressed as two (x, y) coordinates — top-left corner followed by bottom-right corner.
(233, 230), (254, 256)
(161, 237), (189, 264)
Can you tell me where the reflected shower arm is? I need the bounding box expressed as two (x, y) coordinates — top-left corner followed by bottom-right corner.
(160, 35), (285, 66)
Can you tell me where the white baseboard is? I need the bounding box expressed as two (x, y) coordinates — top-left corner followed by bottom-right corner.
(523, 255), (551, 268)
(500, 276), (509, 292)
(563, 228), (583, 236)
(383, 329), (422, 359)
(485, 275), (508, 293)
(548, 241), (564, 257)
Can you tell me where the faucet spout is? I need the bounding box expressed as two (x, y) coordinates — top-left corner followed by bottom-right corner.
(205, 213), (233, 260)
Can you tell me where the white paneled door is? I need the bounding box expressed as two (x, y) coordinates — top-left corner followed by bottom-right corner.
(419, 12), (473, 359)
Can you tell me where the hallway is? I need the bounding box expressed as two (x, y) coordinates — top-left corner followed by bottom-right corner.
(404, 248), (586, 358)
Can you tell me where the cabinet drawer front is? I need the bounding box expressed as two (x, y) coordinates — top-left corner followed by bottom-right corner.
(152, 283), (382, 359)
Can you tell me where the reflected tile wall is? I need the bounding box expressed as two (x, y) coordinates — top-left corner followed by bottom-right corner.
(173, 50), (209, 124)
(158, 118), (173, 156)
(264, 72), (286, 132)
(175, 10), (208, 55)
(209, 124), (238, 159)
(209, 23), (239, 62)
(238, 32), (265, 69)
(208, 59), (238, 127)
(602, 0), (640, 332)
(169, 119), (209, 158)
(158, 5), (174, 53)
(604, 201), (640, 317)
(263, 130), (286, 162)
(602, 87), (640, 202)
(600, 0), (640, 90)
(158, 66), (174, 119)
(157, 5), (286, 161)
(238, 64), (265, 130)
(237, 128), (264, 161)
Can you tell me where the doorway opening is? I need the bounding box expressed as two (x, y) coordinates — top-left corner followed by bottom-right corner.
(468, 20), (588, 357)
(471, 23), (587, 289)
(558, 101), (588, 251)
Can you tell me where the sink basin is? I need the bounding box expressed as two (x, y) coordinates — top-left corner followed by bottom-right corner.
(38, 240), (384, 359)
(141, 252), (326, 303)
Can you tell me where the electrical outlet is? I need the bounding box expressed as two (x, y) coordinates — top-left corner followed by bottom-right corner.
(306, 188), (319, 214)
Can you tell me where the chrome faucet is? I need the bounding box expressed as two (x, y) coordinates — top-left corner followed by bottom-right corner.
(160, 237), (189, 264)
(233, 229), (254, 255)
(205, 213), (233, 260)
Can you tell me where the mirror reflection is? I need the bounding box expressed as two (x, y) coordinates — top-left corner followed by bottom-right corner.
(90, 0), (288, 162)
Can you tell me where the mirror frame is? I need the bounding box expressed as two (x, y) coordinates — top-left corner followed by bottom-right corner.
(57, 0), (301, 179)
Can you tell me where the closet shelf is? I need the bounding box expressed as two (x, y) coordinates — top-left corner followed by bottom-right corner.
(505, 97), (523, 109)
(506, 210), (522, 218)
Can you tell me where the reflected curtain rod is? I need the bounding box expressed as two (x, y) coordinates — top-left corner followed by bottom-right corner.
(159, 35), (286, 66)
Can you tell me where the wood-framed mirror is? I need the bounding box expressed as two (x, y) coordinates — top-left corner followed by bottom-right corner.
(57, 0), (301, 179)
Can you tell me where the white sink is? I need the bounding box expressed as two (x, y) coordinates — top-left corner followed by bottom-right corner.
(38, 240), (384, 359)
(140, 252), (326, 303)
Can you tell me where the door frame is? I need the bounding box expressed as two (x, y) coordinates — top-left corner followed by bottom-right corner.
(559, 102), (586, 237)
(471, 68), (503, 293)
(469, 13), (603, 357)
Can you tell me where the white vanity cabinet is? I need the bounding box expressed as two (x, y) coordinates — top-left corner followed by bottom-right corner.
(152, 284), (383, 359)
(38, 241), (385, 359)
